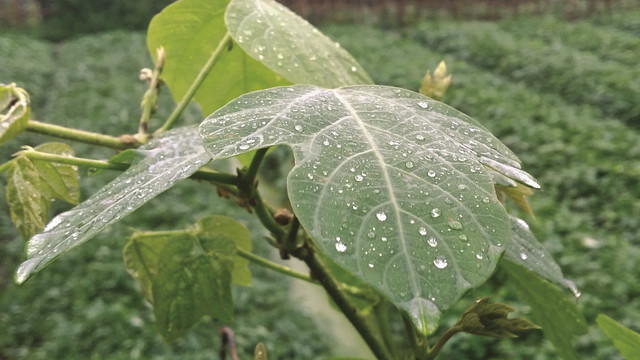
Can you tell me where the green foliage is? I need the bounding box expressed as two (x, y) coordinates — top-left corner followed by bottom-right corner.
(3, 2), (638, 360)
(596, 314), (640, 359)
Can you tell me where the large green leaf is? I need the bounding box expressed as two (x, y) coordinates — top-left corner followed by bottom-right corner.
(196, 215), (252, 286)
(32, 142), (80, 205)
(504, 216), (579, 296)
(225, 0), (373, 88)
(596, 314), (640, 359)
(123, 231), (173, 304)
(0, 83), (30, 145)
(16, 126), (211, 283)
(153, 232), (235, 342)
(200, 84), (538, 333)
(5, 156), (49, 241)
(147, 0), (289, 115)
(504, 261), (587, 360)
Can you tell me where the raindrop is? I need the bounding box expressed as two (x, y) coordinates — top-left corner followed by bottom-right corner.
(405, 161), (414, 169)
(419, 227), (427, 236)
(307, 173), (314, 180)
(427, 237), (437, 247)
(430, 208), (441, 218)
(367, 232), (375, 239)
(376, 212), (387, 222)
(519, 252), (528, 260)
(475, 253), (483, 260)
(417, 101), (429, 109)
(381, 237), (388, 242)
(368, 263), (374, 268)
(351, 66), (357, 72)
(294, 124), (303, 132)
(458, 184), (468, 190)
(458, 234), (468, 241)
(335, 242), (347, 252)
(427, 170), (436, 178)
(433, 256), (448, 269)
(322, 139), (330, 146)
(415, 134), (425, 141)
(448, 220), (463, 230)
(355, 174), (364, 182)
(482, 197), (490, 203)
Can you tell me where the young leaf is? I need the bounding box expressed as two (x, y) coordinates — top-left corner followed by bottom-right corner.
(457, 297), (540, 338)
(496, 183), (534, 217)
(196, 215), (252, 286)
(504, 261), (587, 360)
(31, 142), (80, 205)
(419, 61), (451, 101)
(504, 216), (580, 297)
(16, 126), (211, 284)
(200, 84), (538, 334)
(147, 0), (289, 115)
(5, 156), (49, 241)
(0, 83), (30, 145)
(596, 314), (640, 359)
(254, 343), (268, 360)
(225, 0), (373, 88)
(153, 232), (235, 342)
(123, 231), (174, 304)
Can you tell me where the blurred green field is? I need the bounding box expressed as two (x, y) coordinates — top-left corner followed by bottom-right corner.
(2, 10), (640, 359)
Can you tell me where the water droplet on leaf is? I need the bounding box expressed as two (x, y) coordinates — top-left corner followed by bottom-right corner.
(434, 256), (448, 269)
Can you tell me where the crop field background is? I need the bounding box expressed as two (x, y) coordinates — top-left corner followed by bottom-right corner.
(1, 7), (640, 360)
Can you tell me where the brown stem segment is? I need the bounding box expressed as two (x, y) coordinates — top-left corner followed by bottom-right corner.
(219, 326), (239, 360)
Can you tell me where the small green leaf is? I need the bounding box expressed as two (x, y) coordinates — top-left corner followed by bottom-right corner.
(147, 0), (289, 115)
(16, 126), (211, 284)
(0, 83), (30, 145)
(200, 84), (537, 334)
(458, 297), (540, 338)
(504, 261), (587, 360)
(504, 216), (580, 297)
(153, 232), (235, 342)
(32, 142), (79, 204)
(196, 215), (252, 286)
(496, 183), (534, 216)
(123, 231), (174, 304)
(225, 0), (373, 87)
(419, 61), (451, 101)
(5, 156), (49, 241)
(596, 314), (640, 359)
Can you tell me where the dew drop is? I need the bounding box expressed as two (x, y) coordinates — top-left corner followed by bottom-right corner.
(433, 256), (448, 269)
(417, 101), (429, 109)
(427, 170), (436, 178)
(430, 208), (441, 218)
(368, 263), (374, 268)
(335, 242), (347, 252)
(458, 234), (468, 241)
(405, 161), (414, 169)
(482, 197), (491, 203)
(376, 212), (387, 221)
(367, 231), (375, 239)
(427, 237), (437, 247)
(415, 134), (425, 141)
(419, 227), (427, 236)
(449, 220), (463, 230)
(351, 66), (357, 72)
(475, 253), (484, 260)
(355, 174), (364, 182)
(519, 252), (528, 260)
(294, 124), (303, 132)
(381, 237), (388, 242)
(322, 139), (330, 146)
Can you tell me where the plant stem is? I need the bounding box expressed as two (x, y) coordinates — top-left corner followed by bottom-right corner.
(253, 193), (286, 240)
(26, 120), (134, 149)
(138, 47), (165, 141)
(236, 248), (315, 284)
(426, 325), (461, 360)
(18, 149), (239, 186)
(154, 32), (232, 135)
(302, 251), (393, 360)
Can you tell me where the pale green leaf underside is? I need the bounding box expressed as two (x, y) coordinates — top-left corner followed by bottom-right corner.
(147, 0), (289, 115)
(199, 85), (532, 333)
(225, 0), (373, 88)
(504, 216), (580, 297)
(505, 262), (587, 360)
(16, 126), (211, 283)
(596, 314), (640, 359)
